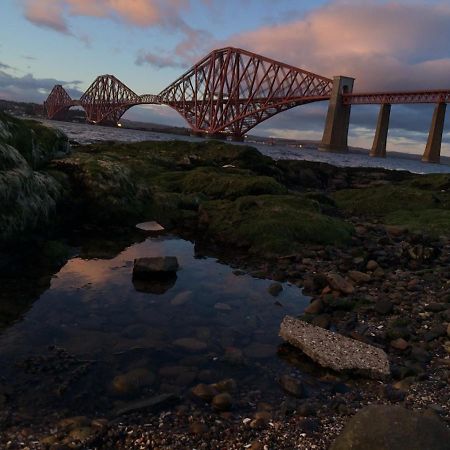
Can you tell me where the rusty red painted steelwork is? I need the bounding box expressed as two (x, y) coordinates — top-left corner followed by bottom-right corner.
(44, 85), (74, 119)
(344, 90), (450, 105)
(43, 46), (450, 137)
(159, 47), (333, 136)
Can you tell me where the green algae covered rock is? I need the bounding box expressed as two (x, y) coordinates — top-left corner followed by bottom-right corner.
(334, 174), (450, 236)
(0, 113), (69, 243)
(199, 194), (353, 255)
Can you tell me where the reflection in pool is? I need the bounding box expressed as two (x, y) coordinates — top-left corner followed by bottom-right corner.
(0, 235), (310, 417)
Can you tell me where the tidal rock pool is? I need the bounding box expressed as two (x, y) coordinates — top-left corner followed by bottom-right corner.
(0, 234), (310, 419)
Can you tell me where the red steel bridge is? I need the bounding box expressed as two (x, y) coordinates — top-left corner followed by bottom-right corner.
(44, 47), (450, 162)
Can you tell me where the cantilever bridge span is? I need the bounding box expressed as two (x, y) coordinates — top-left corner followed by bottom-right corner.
(44, 47), (333, 138)
(45, 46), (450, 162)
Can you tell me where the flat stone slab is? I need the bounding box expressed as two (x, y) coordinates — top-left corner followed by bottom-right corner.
(136, 221), (165, 232)
(279, 316), (390, 379)
(133, 257), (179, 276)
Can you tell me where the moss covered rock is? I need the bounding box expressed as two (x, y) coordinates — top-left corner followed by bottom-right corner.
(334, 175), (450, 236)
(0, 114), (69, 243)
(199, 194), (353, 255)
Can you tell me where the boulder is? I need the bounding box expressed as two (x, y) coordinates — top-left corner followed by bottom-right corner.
(133, 257), (179, 277)
(348, 270), (371, 284)
(326, 273), (354, 295)
(330, 405), (450, 450)
(279, 316), (390, 379)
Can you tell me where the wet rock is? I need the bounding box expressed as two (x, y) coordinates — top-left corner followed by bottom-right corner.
(212, 378), (237, 392)
(244, 342), (276, 359)
(191, 383), (218, 402)
(326, 273), (354, 295)
(68, 426), (95, 442)
(170, 290), (192, 306)
(425, 303), (448, 313)
(373, 267), (385, 278)
(115, 393), (179, 415)
(133, 257), (179, 276)
(366, 260), (379, 271)
(212, 392), (232, 411)
(330, 405), (450, 450)
(111, 368), (155, 395)
(136, 221), (165, 232)
(304, 298), (323, 315)
(268, 282), (283, 296)
(375, 299), (393, 315)
(348, 270), (371, 284)
(214, 302), (232, 311)
(311, 314), (330, 329)
(250, 411), (272, 428)
(189, 422), (209, 435)
(279, 316), (390, 379)
(173, 337), (207, 352)
(279, 374), (304, 398)
(58, 416), (89, 430)
(223, 347), (245, 365)
(424, 324), (447, 342)
(390, 338), (409, 351)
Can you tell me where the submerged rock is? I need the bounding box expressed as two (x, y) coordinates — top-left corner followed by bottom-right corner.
(279, 316), (390, 379)
(115, 393), (179, 416)
(111, 368), (155, 395)
(330, 405), (450, 450)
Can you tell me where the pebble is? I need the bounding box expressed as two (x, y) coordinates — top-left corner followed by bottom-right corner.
(268, 282), (283, 296)
(390, 338), (409, 351)
(173, 338), (208, 352)
(111, 368), (155, 395)
(212, 392), (232, 411)
(191, 384), (217, 402)
(279, 374), (304, 398)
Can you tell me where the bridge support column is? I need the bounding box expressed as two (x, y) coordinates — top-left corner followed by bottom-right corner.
(422, 103), (446, 164)
(319, 76), (355, 153)
(370, 104), (391, 158)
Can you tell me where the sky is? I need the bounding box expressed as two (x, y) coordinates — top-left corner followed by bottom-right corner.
(1, 0), (450, 155)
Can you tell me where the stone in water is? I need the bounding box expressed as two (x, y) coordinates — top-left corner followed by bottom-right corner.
(279, 315), (390, 379)
(133, 257), (179, 276)
(136, 221), (165, 232)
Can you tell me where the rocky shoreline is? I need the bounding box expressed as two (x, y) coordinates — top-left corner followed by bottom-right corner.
(1, 114), (450, 449)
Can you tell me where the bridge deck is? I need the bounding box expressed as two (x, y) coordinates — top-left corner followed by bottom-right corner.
(344, 90), (450, 105)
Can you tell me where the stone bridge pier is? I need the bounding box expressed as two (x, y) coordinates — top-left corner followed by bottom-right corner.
(320, 77), (448, 163)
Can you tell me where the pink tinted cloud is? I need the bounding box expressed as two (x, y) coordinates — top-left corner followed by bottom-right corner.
(229, 1), (450, 91)
(23, 0), (190, 30)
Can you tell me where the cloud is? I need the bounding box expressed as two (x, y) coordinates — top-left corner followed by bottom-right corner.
(136, 26), (214, 69)
(228, 1), (450, 91)
(23, 0), (191, 32)
(0, 71), (83, 103)
(24, 0), (69, 33)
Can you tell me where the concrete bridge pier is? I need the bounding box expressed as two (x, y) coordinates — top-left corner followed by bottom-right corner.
(319, 76), (355, 153)
(422, 103), (447, 163)
(370, 104), (391, 158)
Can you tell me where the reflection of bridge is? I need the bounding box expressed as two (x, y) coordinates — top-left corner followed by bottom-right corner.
(45, 47), (450, 163)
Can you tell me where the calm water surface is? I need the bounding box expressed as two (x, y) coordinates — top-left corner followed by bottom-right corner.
(0, 234), (309, 416)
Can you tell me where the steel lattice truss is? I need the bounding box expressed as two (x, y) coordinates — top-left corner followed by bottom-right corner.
(158, 47), (333, 136)
(344, 90), (450, 105)
(81, 75), (143, 124)
(44, 46), (450, 134)
(44, 85), (74, 119)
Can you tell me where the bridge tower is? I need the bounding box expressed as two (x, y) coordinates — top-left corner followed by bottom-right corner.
(319, 76), (355, 152)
